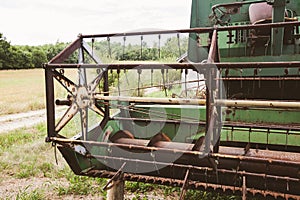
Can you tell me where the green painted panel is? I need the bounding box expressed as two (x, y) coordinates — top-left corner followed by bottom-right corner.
(288, 133), (300, 146)
(220, 128), (300, 146)
(224, 108), (300, 124)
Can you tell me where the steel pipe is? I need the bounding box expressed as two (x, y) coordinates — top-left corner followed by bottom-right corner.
(45, 62), (300, 69)
(215, 99), (300, 109)
(80, 21), (300, 39)
(95, 95), (300, 109)
(95, 95), (206, 105)
(220, 77), (300, 81)
(112, 117), (205, 125)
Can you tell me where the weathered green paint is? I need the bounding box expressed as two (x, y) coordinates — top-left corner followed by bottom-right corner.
(271, 0), (286, 55)
(189, 0), (300, 62)
(220, 128), (300, 146)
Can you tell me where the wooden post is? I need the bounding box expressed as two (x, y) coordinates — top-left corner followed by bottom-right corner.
(107, 179), (125, 200)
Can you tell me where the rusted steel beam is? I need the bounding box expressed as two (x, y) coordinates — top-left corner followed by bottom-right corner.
(220, 77), (300, 81)
(51, 137), (300, 168)
(91, 171), (300, 199)
(89, 154), (300, 182)
(179, 169), (190, 200)
(206, 29), (222, 153)
(45, 62), (300, 69)
(207, 29), (219, 63)
(44, 68), (56, 139)
(49, 38), (82, 64)
(83, 152), (300, 198)
(80, 21), (300, 39)
(100, 70), (110, 130)
(102, 162), (126, 191)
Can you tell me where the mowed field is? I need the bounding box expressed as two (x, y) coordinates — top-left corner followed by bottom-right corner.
(0, 69), (45, 116)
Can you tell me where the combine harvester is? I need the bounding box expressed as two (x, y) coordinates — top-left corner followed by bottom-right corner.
(45, 0), (300, 199)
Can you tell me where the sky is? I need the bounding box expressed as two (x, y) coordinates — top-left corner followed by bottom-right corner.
(0, 0), (192, 46)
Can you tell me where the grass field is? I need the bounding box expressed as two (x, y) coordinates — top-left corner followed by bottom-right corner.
(0, 69), (45, 116)
(0, 68), (79, 116)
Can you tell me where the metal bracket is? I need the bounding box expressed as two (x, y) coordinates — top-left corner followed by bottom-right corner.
(179, 169), (190, 200)
(103, 162), (127, 191)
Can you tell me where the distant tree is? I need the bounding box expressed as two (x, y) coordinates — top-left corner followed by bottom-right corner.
(0, 33), (188, 70)
(31, 48), (47, 67)
(0, 33), (12, 69)
(45, 42), (78, 64)
(161, 36), (188, 59)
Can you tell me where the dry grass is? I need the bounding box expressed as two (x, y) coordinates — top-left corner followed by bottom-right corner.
(0, 69), (45, 116)
(0, 68), (79, 116)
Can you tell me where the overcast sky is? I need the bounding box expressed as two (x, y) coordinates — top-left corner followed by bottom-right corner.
(0, 0), (192, 46)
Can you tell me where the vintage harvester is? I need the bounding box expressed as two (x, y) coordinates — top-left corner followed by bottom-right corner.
(44, 0), (300, 199)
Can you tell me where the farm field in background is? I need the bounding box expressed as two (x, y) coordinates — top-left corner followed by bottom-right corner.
(0, 69), (45, 116)
(0, 68), (79, 116)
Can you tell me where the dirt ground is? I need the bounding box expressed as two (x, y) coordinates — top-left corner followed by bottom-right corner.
(0, 108), (66, 133)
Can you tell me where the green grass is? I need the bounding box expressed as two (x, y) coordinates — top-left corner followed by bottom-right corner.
(56, 171), (107, 196)
(0, 124), (107, 199)
(15, 187), (46, 200)
(0, 124), (54, 178)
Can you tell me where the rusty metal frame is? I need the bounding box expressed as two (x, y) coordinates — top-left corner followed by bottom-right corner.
(52, 137), (300, 168)
(89, 171), (300, 199)
(49, 38), (82, 64)
(45, 62), (300, 70)
(53, 137), (300, 196)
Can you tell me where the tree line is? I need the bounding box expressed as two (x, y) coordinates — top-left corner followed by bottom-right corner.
(0, 33), (78, 70)
(0, 33), (188, 70)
